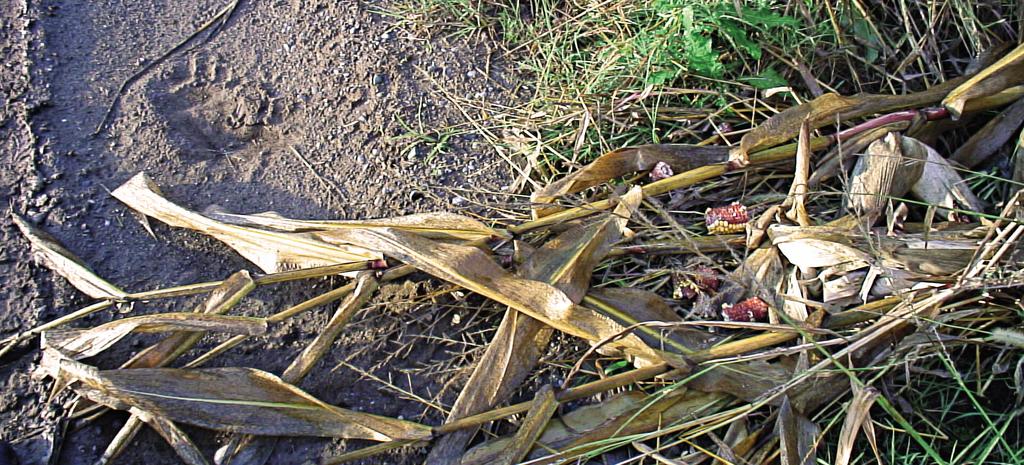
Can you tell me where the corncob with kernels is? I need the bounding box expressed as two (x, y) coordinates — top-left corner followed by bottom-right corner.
(705, 202), (749, 235)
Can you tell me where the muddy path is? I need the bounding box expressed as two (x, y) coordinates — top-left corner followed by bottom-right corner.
(0, 0), (518, 463)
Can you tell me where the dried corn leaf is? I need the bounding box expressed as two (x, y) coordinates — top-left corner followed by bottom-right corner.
(12, 213), (127, 299)
(867, 268), (920, 298)
(784, 119), (813, 226)
(316, 220), (675, 367)
(823, 271), (867, 305)
(40, 351), (431, 441)
(778, 396), (819, 465)
(218, 272), (379, 465)
(735, 247), (788, 304)
(205, 207), (508, 241)
(112, 173), (381, 273)
(951, 97), (1024, 168)
(429, 189), (641, 465)
(427, 314), (553, 465)
(909, 138), (984, 220)
(492, 385), (558, 465)
(461, 388), (730, 465)
(687, 359), (792, 404)
(92, 272), (255, 465)
(531, 144), (728, 217)
(943, 42), (1024, 118)
(717, 417), (756, 463)
(779, 268), (809, 323)
(809, 125), (901, 188)
(882, 247), (976, 276)
(771, 223), (978, 277)
(43, 313), (267, 361)
(845, 133), (926, 225)
(132, 408), (209, 465)
(124, 271), (255, 369)
(1014, 129), (1024, 190)
(584, 287), (718, 352)
(735, 82), (960, 162)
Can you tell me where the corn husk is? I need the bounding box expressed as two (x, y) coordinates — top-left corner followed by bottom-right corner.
(907, 138), (984, 220)
(844, 133), (926, 225)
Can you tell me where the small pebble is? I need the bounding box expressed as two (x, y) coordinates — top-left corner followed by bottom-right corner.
(372, 74), (385, 85)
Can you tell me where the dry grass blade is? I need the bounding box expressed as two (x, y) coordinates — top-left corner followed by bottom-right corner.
(492, 385), (558, 465)
(112, 173), (381, 273)
(429, 189), (642, 464)
(205, 208), (508, 241)
(834, 385), (881, 465)
(39, 351), (431, 441)
(530, 144), (728, 218)
(12, 213), (126, 299)
(43, 313), (267, 361)
(943, 42), (1024, 118)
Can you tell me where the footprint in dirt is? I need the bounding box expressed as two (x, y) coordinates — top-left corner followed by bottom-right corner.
(150, 58), (284, 162)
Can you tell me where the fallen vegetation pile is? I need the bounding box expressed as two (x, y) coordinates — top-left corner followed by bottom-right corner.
(8, 4), (1024, 465)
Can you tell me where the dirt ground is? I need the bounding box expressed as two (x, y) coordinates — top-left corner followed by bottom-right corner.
(0, 0), (520, 463)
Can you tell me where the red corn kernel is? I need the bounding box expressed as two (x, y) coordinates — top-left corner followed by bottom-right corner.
(721, 297), (769, 322)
